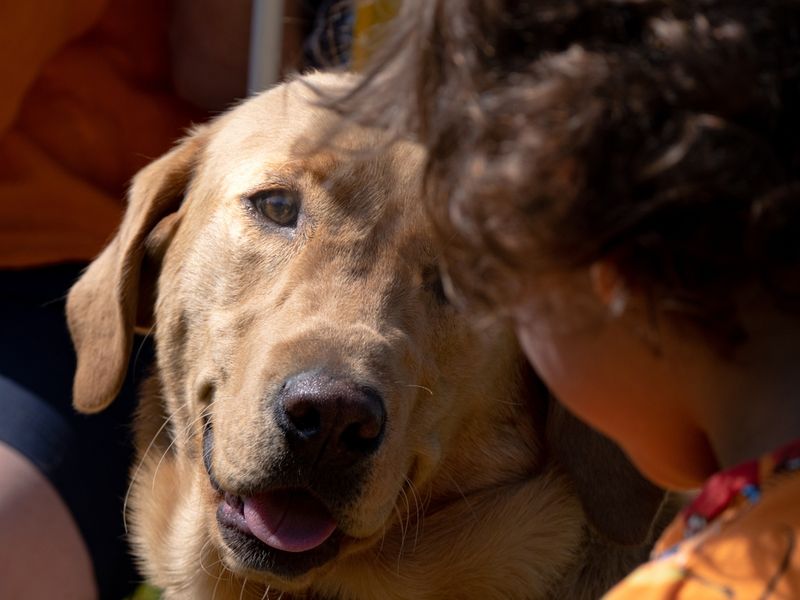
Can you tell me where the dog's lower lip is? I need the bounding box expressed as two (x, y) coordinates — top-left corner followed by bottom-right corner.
(217, 493), (248, 533)
(225, 492), (244, 512)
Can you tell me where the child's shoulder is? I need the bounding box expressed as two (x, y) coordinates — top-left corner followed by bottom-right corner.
(606, 442), (800, 599)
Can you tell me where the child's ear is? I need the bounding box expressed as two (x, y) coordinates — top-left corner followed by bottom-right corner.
(590, 261), (629, 318)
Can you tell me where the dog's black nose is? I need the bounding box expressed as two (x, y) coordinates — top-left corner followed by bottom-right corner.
(275, 372), (386, 468)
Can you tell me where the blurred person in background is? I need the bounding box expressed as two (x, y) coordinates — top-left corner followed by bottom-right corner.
(0, 1), (331, 597)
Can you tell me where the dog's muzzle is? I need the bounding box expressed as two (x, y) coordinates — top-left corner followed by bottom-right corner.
(206, 370), (387, 577)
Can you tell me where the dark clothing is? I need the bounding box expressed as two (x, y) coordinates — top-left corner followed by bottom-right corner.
(0, 263), (151, 599)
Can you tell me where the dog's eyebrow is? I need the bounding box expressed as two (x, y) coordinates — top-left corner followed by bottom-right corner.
(241, 175), (298, 198)
(253, 152), (342, 190)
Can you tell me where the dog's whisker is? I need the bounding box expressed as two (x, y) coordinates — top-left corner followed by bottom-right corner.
(407, 478), (421, 524)
(398, 485), (412, 539)
(179, 398), (216, 437)
(180, 401), (217, 446)
(392, 501), (407, 544)
(400, 478), (422, 555)
(199, 536), (229, 584)
(211, 573), (223, 600)
(132, 321), (157, 375)
(401, 490), (413, 538)
(202, 559), (227, 582)
(123, 394), (185, 533)
(392, 502), (408, 573)
(150, 423), (186, 492)
(495, 399), (524, 407)
(213, 565), (236, 600)
(199, 537), (215, 566)
(151, 399), (217, 492)
(404, 476), (425, 551)
(395, 381), (435, 397)
(211, 562), (234, 600)
(377, 523), (386, 556)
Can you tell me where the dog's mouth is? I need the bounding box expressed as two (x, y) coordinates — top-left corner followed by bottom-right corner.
(216, 487), (344, 577)
(220, 489), (337, 552)
(204, 418), (371, 578)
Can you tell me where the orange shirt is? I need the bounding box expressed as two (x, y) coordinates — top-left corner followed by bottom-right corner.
(606, 440), (800, 599)
(0, 0), (200, 268)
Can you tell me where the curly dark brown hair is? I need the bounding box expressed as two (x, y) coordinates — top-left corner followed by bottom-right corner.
(338, 0), (800, 346)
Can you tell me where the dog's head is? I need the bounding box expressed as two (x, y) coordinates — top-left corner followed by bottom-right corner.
(68, 73), (666, 595)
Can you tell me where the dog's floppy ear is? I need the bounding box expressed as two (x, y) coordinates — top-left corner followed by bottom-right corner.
(67, 128), (207, 414)
(546, 399), (667, 546)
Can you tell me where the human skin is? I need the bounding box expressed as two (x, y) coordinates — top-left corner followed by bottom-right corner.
(512, 262), (800, 490)
(0, 442), (97, 600)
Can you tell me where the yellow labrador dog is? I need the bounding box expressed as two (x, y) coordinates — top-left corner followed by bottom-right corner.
(68, 73), (670, 599)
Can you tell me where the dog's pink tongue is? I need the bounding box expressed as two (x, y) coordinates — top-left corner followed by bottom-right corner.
(243, 490), (336, 553)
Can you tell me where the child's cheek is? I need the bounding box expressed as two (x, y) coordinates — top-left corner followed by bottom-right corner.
(513, 318), (597, 422)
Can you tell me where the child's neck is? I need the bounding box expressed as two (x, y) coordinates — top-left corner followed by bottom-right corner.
(697, 305), (800, 470)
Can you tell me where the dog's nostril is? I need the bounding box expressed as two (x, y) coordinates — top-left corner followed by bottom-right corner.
(340, 419), (381, 452)
(286, 402), (322, 435)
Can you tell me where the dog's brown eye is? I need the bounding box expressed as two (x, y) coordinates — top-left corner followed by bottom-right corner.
(250, 190), (299, 227)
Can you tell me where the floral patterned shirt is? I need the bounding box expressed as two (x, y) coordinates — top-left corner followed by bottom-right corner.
(605, 439), (800, 599)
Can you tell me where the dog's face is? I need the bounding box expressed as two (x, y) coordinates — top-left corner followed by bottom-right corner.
(68, 73), (669, 598)
(155, 78), (529, 585)
(68, 73), (536, 591)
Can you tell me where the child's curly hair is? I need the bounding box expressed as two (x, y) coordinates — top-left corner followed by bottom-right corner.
(341, 0), (800, 346)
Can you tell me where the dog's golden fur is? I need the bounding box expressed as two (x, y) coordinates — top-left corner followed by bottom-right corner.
(68, 73), (671, 599)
